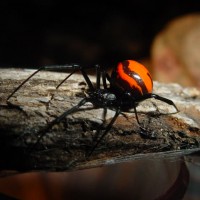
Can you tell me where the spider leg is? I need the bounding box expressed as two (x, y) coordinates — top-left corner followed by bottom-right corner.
(151, 93), (179, 113)
(55, 69), (77, 90)
(7, 67), (43, 101)
(56, 64), (98, 92)
(131, 102), (157, 138)
(80, 68), (95, 91)
(94, 64), (111, 90)
(96, 64), (101, 89)
(92, 106), (108, 143)
(102, 106), (107, 121)
(50, 98), (89, 126)
(88, 107), (121, 156)
(28, 97), (89, 152)
(139, 93), (179, 113)
(102, 71), (111, 89)
(106, 73), (111, 82)
(102, 70), (108, 89)
(47, 64), (96, 101)
(7, 64), (81, 102)
(50, 69), (77, 101)
(93, 64), (108, 90)
(133, 93), (179, 138)
(132, 104), (142, 125)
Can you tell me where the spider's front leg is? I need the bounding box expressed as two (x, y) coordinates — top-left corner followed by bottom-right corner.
(28, 97), (90, 152)
(133, 93), (179, 139)
(6, 64), (82, 104)
(88, 107), (121, 156)
(150, 93), (179, 113)
(137, 93), (179, 115)
(131, 104), (156, 139)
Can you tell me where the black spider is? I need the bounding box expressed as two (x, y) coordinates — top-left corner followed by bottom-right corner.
(7, 60), (179, 155)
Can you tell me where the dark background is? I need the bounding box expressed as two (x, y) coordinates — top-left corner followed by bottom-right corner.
(0, 0), (200, 68)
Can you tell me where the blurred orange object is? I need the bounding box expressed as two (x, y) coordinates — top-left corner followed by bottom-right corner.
(0, 159), (189, 200)
(151, 13), (200, 88)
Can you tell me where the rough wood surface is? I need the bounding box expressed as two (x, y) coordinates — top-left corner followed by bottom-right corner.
(0, 68), (200, 172)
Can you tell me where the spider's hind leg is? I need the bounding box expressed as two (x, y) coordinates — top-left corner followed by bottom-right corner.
(7, 67), (43, 103)
(7, 64), (81, 105)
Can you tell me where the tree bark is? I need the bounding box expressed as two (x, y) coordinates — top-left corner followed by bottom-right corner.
(0, 68), (200, 172)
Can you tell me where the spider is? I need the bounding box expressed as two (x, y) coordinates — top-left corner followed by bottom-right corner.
(7, 60), (179, 155)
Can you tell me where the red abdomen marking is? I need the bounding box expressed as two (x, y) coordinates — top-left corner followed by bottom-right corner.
(113, 60), (153, 97)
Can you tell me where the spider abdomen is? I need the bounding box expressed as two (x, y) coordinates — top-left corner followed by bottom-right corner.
(111, 60), (153, 98)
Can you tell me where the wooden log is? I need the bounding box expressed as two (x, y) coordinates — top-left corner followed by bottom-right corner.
(0, 68), (200, 172)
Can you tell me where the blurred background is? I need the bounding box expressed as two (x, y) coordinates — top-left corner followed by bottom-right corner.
(0, 1), (200, 200)
(1, 1), (200, 87)
(0, 0), (180, 66)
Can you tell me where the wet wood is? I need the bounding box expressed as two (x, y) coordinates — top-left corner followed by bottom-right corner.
(0, 68), (200, 172)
